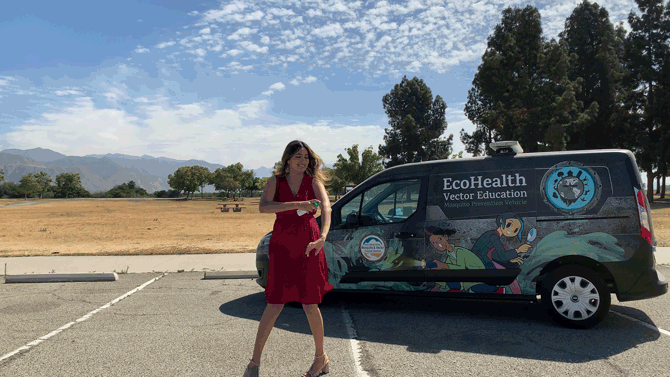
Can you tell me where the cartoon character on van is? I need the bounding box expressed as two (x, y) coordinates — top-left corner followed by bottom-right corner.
(470, 212), (532, 294)
(424, 226), (500, 293)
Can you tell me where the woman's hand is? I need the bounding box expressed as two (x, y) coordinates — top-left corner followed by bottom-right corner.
(306, 235), (326, 256)
(296, 200), (320, 212)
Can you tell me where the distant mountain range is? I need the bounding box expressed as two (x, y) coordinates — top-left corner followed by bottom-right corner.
(0, 147), (273, 193)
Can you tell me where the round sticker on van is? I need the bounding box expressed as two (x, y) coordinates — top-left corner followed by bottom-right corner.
(541, 161), (601, 214)
(360, 235), (387, 262)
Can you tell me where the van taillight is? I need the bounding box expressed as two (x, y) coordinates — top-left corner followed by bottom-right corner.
(635, 188), (652, 245)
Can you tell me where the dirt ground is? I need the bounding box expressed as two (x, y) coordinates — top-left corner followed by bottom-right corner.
(0, 195), (668, 257)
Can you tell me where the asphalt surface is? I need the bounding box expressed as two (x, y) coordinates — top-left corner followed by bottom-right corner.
(1, 267), (669, 377)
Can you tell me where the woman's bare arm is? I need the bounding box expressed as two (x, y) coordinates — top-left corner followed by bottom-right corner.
(312, 178), (331, 239)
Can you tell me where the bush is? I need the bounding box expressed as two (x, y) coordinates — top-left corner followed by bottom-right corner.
(153, 189), (181, 198)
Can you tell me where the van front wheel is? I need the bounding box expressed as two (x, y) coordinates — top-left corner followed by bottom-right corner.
(541, 266), (610, 329)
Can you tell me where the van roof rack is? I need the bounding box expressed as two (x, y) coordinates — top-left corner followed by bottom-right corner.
(490, 141), (523, 155)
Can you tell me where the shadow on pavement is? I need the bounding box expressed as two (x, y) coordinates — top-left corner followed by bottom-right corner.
(220, 291), (662, 363)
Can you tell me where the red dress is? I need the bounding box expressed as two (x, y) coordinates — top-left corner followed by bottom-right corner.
(265, 174), (333, 304)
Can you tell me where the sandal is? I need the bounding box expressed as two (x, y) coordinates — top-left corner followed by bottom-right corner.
(302, 353), (329, 377)
(243, 359), (259, 377)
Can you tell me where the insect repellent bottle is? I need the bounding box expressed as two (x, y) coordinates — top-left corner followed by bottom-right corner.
(297, 201), (319, 216)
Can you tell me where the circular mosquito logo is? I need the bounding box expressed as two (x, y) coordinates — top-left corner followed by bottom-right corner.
(360, 235), (386, 263)
(541, 162), (601, 215)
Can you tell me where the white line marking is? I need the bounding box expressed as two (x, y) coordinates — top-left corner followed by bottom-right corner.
(611, 310), (670, 337)
(0, 273), (167, 364)
(341, 306), (371, 377)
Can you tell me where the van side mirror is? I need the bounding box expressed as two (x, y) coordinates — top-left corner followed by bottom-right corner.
(346, 212), (359, 227)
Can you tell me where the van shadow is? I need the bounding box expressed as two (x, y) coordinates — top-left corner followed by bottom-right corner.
(220, 292), (662, 363)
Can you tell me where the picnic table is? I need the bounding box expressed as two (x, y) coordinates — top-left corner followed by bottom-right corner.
(217, 203), (247, 212)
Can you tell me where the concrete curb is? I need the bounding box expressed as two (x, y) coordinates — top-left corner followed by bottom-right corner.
(4, 273), (119, 283)
(203, 270), (257, 279)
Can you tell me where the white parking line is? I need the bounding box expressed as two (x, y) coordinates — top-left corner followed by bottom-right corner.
(341, 306), (371, 377)
(611, 310), (670, 337)
(0, 273), (167, 364)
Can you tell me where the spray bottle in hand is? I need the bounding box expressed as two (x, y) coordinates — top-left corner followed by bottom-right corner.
(297, 201), (319, 216)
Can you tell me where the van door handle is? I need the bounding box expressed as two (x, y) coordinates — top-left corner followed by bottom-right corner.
(395, 232), (416, 239)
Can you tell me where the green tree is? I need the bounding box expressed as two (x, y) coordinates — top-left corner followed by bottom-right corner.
(168, 166), (201, 199)
(333, 145), (384, 186)
(55, 173), (89, 198)
(107, 181), (149, 198)
(462, 5), (595, 155)
(190, 166), (212, 197)
(33, 172), (53, 199)
(19, 174), (38, 199)
(273, 161), (282, 174)
(624, 0), (670, 202)
(559, 0), (630, 150)
(210, 163), (254, 199)
(0, 182), (20, 198)
(0, 169), (4, 184)
(323, 166), (347, 200)
(379, 76), (453, 167)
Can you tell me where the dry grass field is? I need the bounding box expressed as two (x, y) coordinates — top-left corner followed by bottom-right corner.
(0, 198), (278, 257)
(0, 194), (668, 257)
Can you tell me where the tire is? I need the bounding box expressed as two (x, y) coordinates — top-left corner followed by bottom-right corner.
(541, 265), (610, 329)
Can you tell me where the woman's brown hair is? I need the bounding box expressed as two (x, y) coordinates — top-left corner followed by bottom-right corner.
(275, 140), (329, 184)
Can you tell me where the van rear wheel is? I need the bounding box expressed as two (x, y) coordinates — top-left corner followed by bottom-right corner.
(541, 265), (610, 329)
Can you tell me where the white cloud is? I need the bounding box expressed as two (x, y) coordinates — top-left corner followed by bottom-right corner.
(225, 61), (254, 72)
(312, 23), (344, 38)
(187, 48), (207, 57)
(54, 89), (82, 96)
(227, 27), (257, 40)
(306, 9), (324, 17)
(0, 76), (16, 86)
(238, 41), (268, 53)
(188, 10), (199, 16)
(135, 45), (150, 53)
(3, 86), (387, 168)
(290, 76), (318, 86)
(177, 0), (638, 76)
(232, 10), (264, 22)
(223, 49), (244, 57)
(202, 1), (248, 22)
(262, 82), (286, 95)
(199, 27), (211, 34)
(156, 41), (175, 48)
(406, 61), (422, 72)
(269, 8), (295, 16)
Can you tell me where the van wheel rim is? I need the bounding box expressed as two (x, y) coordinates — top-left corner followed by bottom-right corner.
(551, 276), (600, 321)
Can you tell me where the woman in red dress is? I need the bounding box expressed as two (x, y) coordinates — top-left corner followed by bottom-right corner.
(243, 140), (333, 377)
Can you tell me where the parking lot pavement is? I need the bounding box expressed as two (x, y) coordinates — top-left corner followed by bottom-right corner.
(0, 273), (164, 359)
(0, 272), (358, 377)
(0, 269), (668, 377)
(343, 268), (670, 377)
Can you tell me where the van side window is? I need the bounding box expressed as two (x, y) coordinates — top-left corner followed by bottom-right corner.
(337, 192), (363, 227)
(360, 179), (420, 225)
(335, 179), (421, 228)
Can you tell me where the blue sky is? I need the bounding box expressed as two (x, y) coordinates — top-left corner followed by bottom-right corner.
(0, 0), (640, 170)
